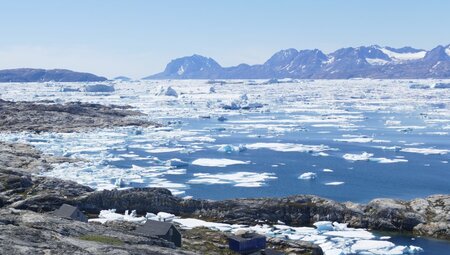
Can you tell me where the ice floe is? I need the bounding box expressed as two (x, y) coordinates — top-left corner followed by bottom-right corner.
(246, 142), (333, 153)
(191, 158), (250, 167)
(298, 172), (317, 180)
(324, 182), (345, 186)
(343, 152), (374, 161)
(188, 172), (277, 187)
(401, 147), (449, 155)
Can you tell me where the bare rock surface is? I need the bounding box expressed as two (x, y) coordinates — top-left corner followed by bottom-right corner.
(0, 208), (196, 255)
(0, 99), (157, 132)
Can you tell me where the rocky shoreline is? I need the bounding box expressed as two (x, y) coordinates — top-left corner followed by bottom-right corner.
(0, 99), (157, 133)
(0, 100), (448, 254)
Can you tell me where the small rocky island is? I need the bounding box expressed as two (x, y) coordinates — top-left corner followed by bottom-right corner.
(0, 100), (448, 254)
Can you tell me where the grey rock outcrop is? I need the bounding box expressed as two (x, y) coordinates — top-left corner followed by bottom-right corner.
(0, 208), (195, 255)
(0, 99), (158, 133)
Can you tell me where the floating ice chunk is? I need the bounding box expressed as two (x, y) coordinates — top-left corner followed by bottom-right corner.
(221, 101), (241, 110)
(334, 137), (390, 143)
(409, 84), (430, 89)
(246, 142), (331, 153)
(217, 115), (227, 122)
(314, 221), (334, 231)
(156, 86), (178, 97)
(407, 245), (424, 253)
(325, 182), (344, 186)
(323, 169), (334, 172)
(146, 147), (184, 153)
(323, 230), (375, 239)
(332, 222), (348, 231)
(401, 147), (449, 155)
(84, 84), (115, 92)
(60, 87), (80, 92)
(371, 158), (408, 163)
(240, 93), (248, 101)
(241, 102), (263, 110)
(298, 172), (317, 180)
(114, 178), (125, 188)
(343, 152), (373, 161)
(322, 249), (345, 255)
(166, 158), (188, 168)
(191, 158), (250, 167)
(375, 146), (402, 152)
(385, 120), (402, 126)
(351, 240), (395, 253)
(217, 144), (247, 153)
(433, 83), (450, 89)
(188, 171), (277, 187)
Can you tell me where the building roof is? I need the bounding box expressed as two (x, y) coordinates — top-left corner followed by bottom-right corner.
(134, 220), (176, 236)
(54, 204), (79, 217)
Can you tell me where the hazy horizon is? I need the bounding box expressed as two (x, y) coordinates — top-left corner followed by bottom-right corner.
(1, 0), (450, 78)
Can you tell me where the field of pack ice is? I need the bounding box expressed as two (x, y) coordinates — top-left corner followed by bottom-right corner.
(1, 79), (449, 254)
(0, 79), (449, 200)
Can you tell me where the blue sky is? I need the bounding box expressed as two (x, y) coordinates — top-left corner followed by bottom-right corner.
(0, 0), (449, 78)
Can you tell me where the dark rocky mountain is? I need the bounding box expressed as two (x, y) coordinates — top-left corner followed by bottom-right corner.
(149, 55), (223, 79)
(145, 44), (450, 79)
(0, 68), (107, 82)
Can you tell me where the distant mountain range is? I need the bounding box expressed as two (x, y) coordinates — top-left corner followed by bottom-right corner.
(0, 68), (107, 82)
(145, 44), (450, 79)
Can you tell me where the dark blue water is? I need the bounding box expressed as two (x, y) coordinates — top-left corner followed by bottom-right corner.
(106, 110), (450, 254)
(111, 110), (450, 203)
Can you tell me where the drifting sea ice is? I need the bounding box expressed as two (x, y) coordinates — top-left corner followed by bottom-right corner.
(343, 152), (374, 161)
(191, 158), (250, 167)
(246, 142), (333, 154)
(400, 147), (449, 155)
(298, 172), (317, 180)
(188, 172), (277, 187)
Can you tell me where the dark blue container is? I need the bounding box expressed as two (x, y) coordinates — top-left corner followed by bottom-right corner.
(228, 233), (266, 254)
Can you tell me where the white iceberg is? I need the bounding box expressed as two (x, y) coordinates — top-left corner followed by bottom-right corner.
(83, 84), (115, 92)
(191, 158), (250, 167)
(298, 172), (317, 180)
(217, 144), (247, 153)
(156, 86), (178, 97)
(343, 152), (373, 161)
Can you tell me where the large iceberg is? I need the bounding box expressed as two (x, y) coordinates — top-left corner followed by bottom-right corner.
(83, 84), (115, 92)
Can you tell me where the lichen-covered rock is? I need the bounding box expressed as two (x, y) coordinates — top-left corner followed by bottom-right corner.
(0, 99), (157, 133)
(0, 209), (196, 255)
